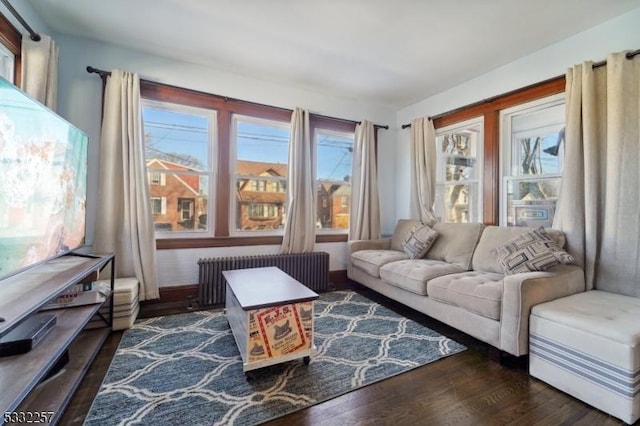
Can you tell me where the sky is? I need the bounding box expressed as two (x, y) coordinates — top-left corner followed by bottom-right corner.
(142, 107), (353, 181)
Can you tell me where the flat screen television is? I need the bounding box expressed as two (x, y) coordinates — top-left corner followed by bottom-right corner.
(0, 76), (88, 281)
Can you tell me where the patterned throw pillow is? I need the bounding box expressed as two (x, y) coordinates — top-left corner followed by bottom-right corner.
(494, 227), (574, 275)
(401, 223), (439, 259)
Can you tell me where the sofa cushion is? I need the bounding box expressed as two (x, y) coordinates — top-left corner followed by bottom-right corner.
(472, 226), (568, 273)
(401, 223), (439, 259)
(390, 219), (425, 251)
(494, 227), (574, 275)
(379, 259), (465, 296)
(427, 271), (504, 320)
(351, 250), (409, 277)
(425, 222), (484, 270)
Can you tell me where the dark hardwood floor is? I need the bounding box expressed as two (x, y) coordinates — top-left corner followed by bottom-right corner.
(60, 284), (629, 426)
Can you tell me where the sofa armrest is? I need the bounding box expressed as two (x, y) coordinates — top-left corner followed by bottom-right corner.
(347, 238), (391, 255)
(499, 264), (585, 356)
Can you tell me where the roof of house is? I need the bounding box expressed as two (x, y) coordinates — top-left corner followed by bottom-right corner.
(147, 158), (200, 194)
(236, 160), (287, 177)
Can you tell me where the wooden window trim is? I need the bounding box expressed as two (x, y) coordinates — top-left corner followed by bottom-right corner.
(141, 81), (355, 249)
(0, 10), (21, 86)
(432, 76), (565, 225)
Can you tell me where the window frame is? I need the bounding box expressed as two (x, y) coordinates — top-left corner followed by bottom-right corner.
(499, 93), (565, 226)
(230, 113), (290, 237)
(434, 117), (484, 223)
(0, 41), (15, 83)
(140, 81), (358, 249)
(141, 97), (217, 239)
(432, 76), (565, 225)
(0, 11), (21, 86)
(313, 127), (355, 235)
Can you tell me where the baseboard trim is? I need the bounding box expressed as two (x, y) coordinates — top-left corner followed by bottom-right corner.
(329, 270), (351, 290)
(143, 270), (350, 312)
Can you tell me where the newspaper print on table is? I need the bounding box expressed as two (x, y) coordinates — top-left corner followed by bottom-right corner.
(248, 312), (269, 362)
(296, 301), (313, 342)
(253, 303), (308, 359)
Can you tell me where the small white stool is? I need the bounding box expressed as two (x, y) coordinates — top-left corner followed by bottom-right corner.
(89, 277), (140, 330)
(529, 290), (640, 424)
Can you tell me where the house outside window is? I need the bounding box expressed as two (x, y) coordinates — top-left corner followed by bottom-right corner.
(315, 129), (354, 232)
(500, 93), (565, 227)
(232, 114), (290, 233)
(142, 100), (214, 236)
(434, 118), (483, 223)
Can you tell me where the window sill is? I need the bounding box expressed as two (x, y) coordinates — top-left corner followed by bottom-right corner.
(156, 233), (347, 249)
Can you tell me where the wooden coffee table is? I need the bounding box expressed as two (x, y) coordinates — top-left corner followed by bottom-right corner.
(223, 266), (319, 374)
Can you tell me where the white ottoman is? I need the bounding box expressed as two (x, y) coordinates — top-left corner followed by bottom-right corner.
(529, 290), (640, 424)
(88, 277), (140, 330)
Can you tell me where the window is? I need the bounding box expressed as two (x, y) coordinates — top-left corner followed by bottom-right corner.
(500, 94), (565, 227)
(149, 172), (166, 186)
(249, 203), (278, 219)
(142, 100), (215, 236)
(150, 197), (166, 215)
(179, 198), (194, 221)
(0, 12), (19, 85)
(315, 129), (354, 232)
(434, 118), (483, 223)
(141, 81), (360, 247)
(232, 115), (290, 233)
(431, 77), (565, 224)
(0, 43), (14, 83)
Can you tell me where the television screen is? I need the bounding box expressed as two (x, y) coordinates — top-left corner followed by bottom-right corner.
(0, 77), (88, 280)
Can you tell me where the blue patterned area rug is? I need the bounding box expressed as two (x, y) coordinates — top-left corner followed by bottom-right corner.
(84, 291), (465, 426)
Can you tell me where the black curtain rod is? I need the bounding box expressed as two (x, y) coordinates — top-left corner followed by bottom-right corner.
(400, 48), (640, 130)
(592, 48), (640, 68)
(0, 0), (40, 41)
(86, 65), (111, 78)
(401, 117), (432, 130)
(86, 65), (389, 130)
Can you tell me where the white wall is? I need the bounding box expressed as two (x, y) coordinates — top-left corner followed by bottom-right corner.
(394, 7), (640, 220)
(52, 35), (397, 286)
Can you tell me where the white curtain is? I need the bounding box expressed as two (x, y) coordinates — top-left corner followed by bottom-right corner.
(281, 107), (315, 253)
(93, 70), (159, 300)
(349, 120), (381, 240)
(21, 34), (58, 110)
(553, 51), (640, 297)
(409, 117), (438, 224)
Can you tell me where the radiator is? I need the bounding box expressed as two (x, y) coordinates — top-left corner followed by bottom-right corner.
(197, 252), (330, 306)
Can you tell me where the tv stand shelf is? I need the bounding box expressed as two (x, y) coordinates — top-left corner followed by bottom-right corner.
(0, 252), (115, 425)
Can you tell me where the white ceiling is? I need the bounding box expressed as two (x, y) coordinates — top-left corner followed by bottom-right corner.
(25, 0), (640, 108)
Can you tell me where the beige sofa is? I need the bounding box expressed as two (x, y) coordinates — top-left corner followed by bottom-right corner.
(347, 220), (585, 357)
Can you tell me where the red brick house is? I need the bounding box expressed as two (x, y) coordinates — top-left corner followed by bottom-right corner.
(235, 160), (287, 231)
(147, 159), (207, 231)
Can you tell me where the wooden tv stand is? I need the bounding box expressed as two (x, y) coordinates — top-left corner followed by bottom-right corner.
(0, 252), (115, 426)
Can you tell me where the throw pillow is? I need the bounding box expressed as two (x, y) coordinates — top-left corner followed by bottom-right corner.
(401, 223), (439, 259)
(494, 227), (574, 275)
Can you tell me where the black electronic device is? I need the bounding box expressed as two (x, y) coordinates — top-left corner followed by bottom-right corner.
(0, 314), (57, 357)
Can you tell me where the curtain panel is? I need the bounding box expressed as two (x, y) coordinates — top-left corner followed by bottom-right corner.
(553, 51), (640, 297)
(349, 120), (381, 240)
(21, 34), (58, 110)
(281, 107), (315, 253)
(409, 117), (438, 225)
(93, 70), (159, 300)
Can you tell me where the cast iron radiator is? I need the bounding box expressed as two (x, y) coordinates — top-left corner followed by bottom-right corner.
(197, 252), (330, 306)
